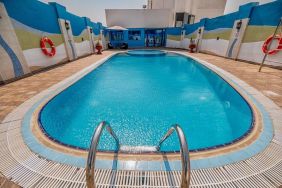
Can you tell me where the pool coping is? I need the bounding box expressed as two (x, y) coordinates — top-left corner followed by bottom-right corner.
(1, 51), (279, 171)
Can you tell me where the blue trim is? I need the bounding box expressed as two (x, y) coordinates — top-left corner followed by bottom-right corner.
(0, 34), (24, 77)
(68, 40), (76, 59)
(21, 53), (273, 170)
(166, 27), (182, 35)
(228, 38), (238, 58)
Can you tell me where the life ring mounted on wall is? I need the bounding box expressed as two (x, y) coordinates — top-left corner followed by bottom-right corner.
(40, 37), (56, 57)
(262, 35), (282, 55)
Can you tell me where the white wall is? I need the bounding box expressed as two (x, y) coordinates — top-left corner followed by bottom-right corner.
(224, 0), (275, 14)
(148, 0), (226, 23)
(151, 0), (176, 10)
(190, 0), (227, 22)
(105, 9), (174, 28)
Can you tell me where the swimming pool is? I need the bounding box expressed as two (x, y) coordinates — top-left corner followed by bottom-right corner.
(39, 50), (253, 152)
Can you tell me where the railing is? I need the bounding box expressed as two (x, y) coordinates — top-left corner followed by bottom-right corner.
(86, 121), (120, 188)
(157, 125), (191, 188)
(86, 123), (190, 188)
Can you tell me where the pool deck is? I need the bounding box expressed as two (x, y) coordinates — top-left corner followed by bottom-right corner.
(191, 53), (282, 108)
(0, 50), (281, 187)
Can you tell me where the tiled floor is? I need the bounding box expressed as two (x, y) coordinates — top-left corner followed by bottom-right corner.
(190, 53), (282, 107)
(0, 51), (113, 122)
(0, 52), (113, 188)
(0, 176), (19, 188)
(0, 50), (281, 188)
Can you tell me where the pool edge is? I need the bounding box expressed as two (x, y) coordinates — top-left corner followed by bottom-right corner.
(2, 51), (278, 170)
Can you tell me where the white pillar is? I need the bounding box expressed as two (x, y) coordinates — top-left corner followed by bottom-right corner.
(87, 26), (95, 53)
(58, 19), (77, 61)
(100, 30), (107, 50)
(196, 26), (204, 52)
(226, 18), (249, 59)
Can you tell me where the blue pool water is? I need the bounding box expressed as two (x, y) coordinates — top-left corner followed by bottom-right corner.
(127, 50), (166, 56)
(40, 52), (253, 152)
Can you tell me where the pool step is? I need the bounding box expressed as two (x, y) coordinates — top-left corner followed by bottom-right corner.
(119, 145), (159, 153)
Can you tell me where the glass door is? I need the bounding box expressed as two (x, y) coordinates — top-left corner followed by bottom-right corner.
(145, 29), (165, 47)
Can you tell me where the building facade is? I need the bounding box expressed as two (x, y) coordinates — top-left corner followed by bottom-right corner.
(224, 0), (276, 14)
(105, 9), (174, 28)
(147, 0), (227, 26)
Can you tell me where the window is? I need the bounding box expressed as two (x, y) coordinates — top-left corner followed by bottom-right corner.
(188, 15), (195, 24)
(128, 30), (141, 40)
(110, 31), (124, 41)
(175, 12), (195, 26)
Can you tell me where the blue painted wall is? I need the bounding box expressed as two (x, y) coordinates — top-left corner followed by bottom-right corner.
(50, 3), (103, 36)
(183, 0), (281, 34)
(50, 3), (87, 36)
(248, 0), (282, 26)
(127, 28), (145, 48)
(237, 2), (258, 19)
(90, 22), (102, 35)
(1, 0), (61, 34)
(184, 19), (206, 35)
(0, 0), (106, 81)
(166, 27), (182, 35)
(107, 28), (146, 48)
(205, 12), (238, 31)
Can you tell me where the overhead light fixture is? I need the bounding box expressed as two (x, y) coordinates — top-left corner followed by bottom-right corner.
(236, 20), (243, 31)
(65, 20), (70, 30)
(198, 28), (202, 34)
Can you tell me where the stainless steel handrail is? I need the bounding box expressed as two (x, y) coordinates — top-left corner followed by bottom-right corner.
(86, 121), (119, 188)
(157, 125), (191, 188)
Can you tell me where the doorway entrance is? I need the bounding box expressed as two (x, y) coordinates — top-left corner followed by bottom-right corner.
(145, 29), (166, 47)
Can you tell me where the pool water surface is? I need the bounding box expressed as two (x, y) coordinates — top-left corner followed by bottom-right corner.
(39, 51), (253, 152)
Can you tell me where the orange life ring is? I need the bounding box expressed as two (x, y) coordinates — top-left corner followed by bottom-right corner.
(262, 35), (282, 55)
(40, 37), (56, 57)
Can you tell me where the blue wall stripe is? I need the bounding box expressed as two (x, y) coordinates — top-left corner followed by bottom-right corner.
(0, 35), (24, 77)
(228, 38), (238, 58)
(68, 41), (76, 59)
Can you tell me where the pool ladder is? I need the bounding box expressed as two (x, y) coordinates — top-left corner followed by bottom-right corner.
(86, 121), (191, 188)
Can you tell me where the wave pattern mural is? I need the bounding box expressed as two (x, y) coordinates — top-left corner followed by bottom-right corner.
(238, 0), (282, 65)
(10, 19), (68, 70)
(0, 34), (24, 77)
(0, 0), (105, 80)
(73, 29), (91, 57)
(243, 26), (277, 43)
(202, 28), (232, 41)
(12, 19), (65, 50)
(182, 0), (282, 66)
(166, 27), (182, 48)
(0, 1), (30, 81)
(0, 0), (281, 82)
